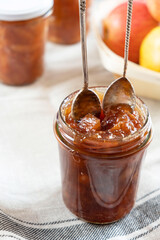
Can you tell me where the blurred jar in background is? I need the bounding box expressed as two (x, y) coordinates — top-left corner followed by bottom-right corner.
(48, 0), (92, 44)
(0, 0), (53, 86)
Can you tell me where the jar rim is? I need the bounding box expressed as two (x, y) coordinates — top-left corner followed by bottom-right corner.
(58, 86), (151, 144)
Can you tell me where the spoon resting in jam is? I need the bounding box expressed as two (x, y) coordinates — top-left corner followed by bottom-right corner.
(103, 0), (136, 113)
(71, 0), (101, 121)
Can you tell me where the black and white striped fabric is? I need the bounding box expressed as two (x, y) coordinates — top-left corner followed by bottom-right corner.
(0, 11), (160, 239)
(0, 188), (160, 240)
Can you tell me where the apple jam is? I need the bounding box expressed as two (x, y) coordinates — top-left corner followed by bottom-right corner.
(48, 0), (92, 44)
(0, 14), (50, 86)
(55, 87), (152, 224)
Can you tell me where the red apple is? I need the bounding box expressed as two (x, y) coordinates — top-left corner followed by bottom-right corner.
(102, 1), (158, 63)
(147, 0), (160, 22)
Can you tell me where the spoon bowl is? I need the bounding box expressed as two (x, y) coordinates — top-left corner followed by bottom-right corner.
(102, 77), (136, 112)
(72, 89), (101, 120)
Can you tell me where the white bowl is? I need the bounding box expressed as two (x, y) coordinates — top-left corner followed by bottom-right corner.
(92, 0), (160, 100)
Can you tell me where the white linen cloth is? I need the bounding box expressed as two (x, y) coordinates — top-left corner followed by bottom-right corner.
(0, 34), (159, 240)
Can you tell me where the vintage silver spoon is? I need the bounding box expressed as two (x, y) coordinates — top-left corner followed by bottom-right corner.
(102, 0), (136, 113)
(71, 0), (101, 121)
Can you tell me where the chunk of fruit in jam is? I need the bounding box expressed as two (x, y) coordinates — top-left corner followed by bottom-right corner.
(66, 103), (143, 137)
(78, 114), (101, 132)
(108, 121), (136, 137)
(101, 105), (142, 137)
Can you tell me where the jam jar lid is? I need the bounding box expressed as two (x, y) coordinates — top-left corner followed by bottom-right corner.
(0, 0), (53, 21)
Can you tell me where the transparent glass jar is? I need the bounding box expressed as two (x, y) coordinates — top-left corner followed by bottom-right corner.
(0, 0), (53, 86)
(55, 87), (152, 224)
(48, 0), (92, 44)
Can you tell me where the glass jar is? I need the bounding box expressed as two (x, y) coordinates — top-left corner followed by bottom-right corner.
(55, 87), (152, 224)
(48, 0), (92, 44)
(0, 0), (53, 86)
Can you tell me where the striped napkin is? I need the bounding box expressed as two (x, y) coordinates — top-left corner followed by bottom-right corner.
(0, 34), (159, 240)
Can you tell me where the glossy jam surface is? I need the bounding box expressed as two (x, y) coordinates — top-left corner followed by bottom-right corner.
(56, 90), (151, 224)
(0, 16), (48, 86)
(48, 0), (91, 44)
(65, 104), (143, 138)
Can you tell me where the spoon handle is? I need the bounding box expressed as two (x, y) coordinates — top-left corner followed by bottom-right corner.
(123, 0), (133, 78)
(80, 0), (88, 90)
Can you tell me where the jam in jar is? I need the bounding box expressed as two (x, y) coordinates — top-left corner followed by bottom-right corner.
(48, 0), (92, 44)
(0, 0), (53, 86)
(55, 87), (152, 224)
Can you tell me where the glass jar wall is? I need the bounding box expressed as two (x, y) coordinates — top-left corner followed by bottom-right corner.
(0, 15), (49, 85)
(48, 0), (92, 44)
(0, 0), (53, 86)
(55, 87), (152, 224)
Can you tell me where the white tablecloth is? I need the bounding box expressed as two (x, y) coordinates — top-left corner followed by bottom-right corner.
(0, 34), (159, 240)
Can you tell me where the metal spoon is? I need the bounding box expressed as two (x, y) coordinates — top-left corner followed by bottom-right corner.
(71, 0), (101, 121)
(102, 0), (136, 113)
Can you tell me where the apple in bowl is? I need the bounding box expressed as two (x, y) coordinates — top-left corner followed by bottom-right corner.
(92, 0), (160, 100)
(102, 0), (158, 63)
(147, 0), (160, 22)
